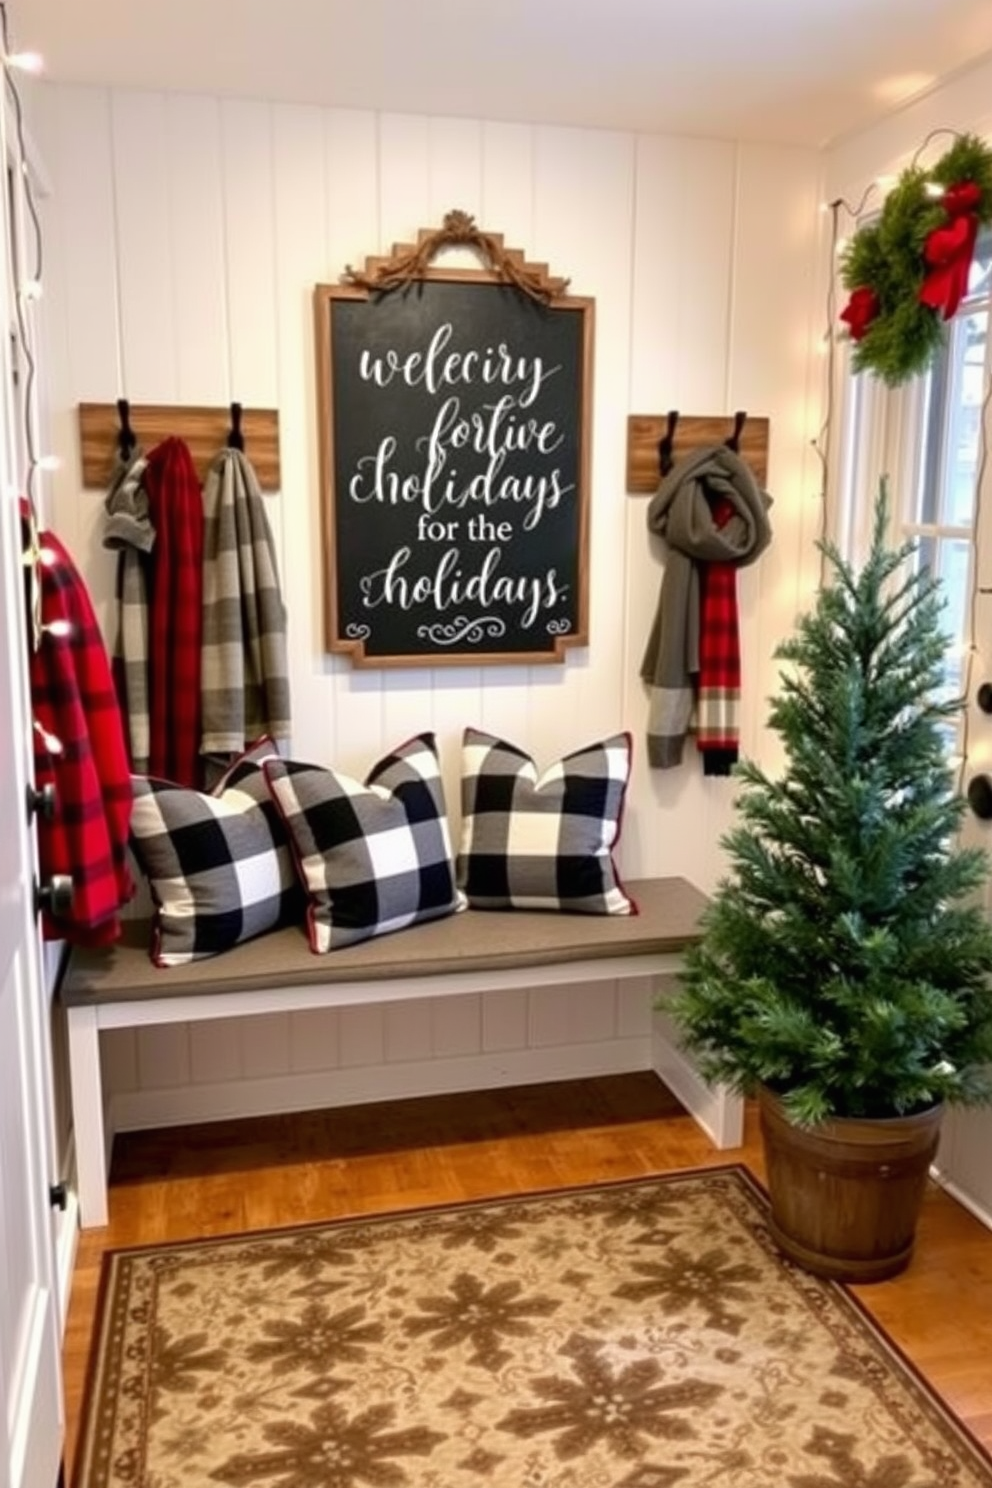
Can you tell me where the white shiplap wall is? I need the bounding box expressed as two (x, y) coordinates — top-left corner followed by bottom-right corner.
(826, 57), (992, 1231)
(36, 85), (824, 1134)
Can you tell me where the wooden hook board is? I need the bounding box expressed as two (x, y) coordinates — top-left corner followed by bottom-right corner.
(78, 402), (282, 492)
(626, 413), (770, 493)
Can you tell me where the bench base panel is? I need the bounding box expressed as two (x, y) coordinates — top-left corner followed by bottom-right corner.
(67, 960), (743, 1229)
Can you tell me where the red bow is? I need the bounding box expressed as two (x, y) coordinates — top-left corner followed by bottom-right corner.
(839, 285), (880, 341)
(918, 180), (982, 321)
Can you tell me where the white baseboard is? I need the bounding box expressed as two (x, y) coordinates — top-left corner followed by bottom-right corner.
(110, 1037), (653, 1134)
(929, 1162), (992, 1235)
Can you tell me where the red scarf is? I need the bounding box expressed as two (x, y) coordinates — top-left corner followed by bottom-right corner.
(143, 438), (204, 787)
(697, 495), (740, 776)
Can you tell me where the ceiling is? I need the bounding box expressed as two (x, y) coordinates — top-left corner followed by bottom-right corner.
(16, 0), (992, 148)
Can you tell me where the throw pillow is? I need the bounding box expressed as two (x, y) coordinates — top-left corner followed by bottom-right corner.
(129, 738), (304, 967)
(458, 726), (634, 913)
(264, 732), (465, 952)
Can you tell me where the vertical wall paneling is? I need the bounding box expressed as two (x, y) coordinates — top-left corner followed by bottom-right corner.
(425, 116), (485, 787)
(431, 995), (482, 1059)
(110, 92), (178, 402)
(529, 982), (616, 1048)
(289, 1008), (340, 1076)
(531, 128), (634, 763)
(220, 101), (279, 407)
(39, 82), (823, 1132)
(41, 89), (121, 400)
(190, 1019), (241, 1086)
(481, 989), (529, 1053)
(165, 95), (227, 404)
(40, 88), (120, 608)
(272, 104), (336, 760)
(729, 144), (826, 778)
(617, 978), (654, 1039)
(135, 1024), (190, 1091)
(99, 1030), (137, 1096)
(623, 136), (738, 894)
(36, 87), (119, 574)
(321, 109), (384, 768)
(241, 1012), (292, 1080)
(338, 1005), (386, 1068)
(375, 114), (436, 753)
(220, 100), (286, 597)
(385, 1001), (433, 1064)
(477, 120), (538, 753)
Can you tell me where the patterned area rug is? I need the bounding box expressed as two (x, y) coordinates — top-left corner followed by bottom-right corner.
(75, 1165), (992, 1488)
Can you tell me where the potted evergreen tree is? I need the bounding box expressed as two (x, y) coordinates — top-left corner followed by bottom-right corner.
(670, 488), (992, 1282)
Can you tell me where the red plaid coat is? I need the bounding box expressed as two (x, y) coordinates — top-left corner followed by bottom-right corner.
(29, 526), (133, 943)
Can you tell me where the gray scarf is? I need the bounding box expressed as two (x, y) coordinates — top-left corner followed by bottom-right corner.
(640, 444), (772, 769)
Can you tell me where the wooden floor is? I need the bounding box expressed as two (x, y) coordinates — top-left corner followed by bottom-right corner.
(63, 1073), (992, 1479)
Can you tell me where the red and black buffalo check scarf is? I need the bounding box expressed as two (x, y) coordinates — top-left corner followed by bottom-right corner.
(697, 495), (742, 775)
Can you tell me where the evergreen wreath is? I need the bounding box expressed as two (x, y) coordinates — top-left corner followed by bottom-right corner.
(839, 132), (992, 386)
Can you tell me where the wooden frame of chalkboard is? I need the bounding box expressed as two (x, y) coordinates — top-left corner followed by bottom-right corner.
(314, 220), (593, 667)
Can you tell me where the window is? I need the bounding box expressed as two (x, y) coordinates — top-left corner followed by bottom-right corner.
(837, 227), (992, 759)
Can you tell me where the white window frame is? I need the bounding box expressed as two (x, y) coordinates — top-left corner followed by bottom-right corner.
(834, 227), (992, 763)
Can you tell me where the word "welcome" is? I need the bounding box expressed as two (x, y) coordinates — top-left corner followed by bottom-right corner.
(358, 321), (560, 409)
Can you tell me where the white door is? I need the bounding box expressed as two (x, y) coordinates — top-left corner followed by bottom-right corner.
(0, 500), (64, 1488)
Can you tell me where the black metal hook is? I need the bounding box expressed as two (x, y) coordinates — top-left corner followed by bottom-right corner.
(725, 409), (747, 453)
(658, 409), (679, 478)
(227, 401), (245, 451)
(116, 397), (136, 459)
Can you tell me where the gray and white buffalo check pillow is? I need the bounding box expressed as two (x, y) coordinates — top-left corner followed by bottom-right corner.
(130, 739), (303, 967)
(458, 727), (635, 914)
(264, 732), (465, 953)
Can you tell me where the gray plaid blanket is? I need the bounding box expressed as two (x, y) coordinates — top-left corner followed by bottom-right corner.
(200, 448), (291, 758)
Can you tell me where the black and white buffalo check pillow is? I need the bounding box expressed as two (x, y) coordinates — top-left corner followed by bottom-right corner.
(130, 739), (303, 967)
(458, 727), (635, 914)
(264, 732), (465, 953)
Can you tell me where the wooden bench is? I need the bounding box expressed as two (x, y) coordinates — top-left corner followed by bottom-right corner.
(58, 876), (743, 1228)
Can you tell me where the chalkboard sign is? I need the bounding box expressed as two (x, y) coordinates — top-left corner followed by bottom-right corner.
(314, 261), (593, 666)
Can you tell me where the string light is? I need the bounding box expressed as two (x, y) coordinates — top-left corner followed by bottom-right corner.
(4, 49), (42, 74)
(32, 721), (62, 755)
(42, 618), (72, 640)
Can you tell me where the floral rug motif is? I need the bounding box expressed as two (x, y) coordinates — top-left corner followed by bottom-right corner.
(75, 1165), (992, 1487)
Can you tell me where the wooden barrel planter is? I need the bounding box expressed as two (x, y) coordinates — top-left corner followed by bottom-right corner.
(757, 1087), (943, 1283)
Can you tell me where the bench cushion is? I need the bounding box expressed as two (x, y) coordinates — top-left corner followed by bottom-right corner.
(58, 876), (707, 1006)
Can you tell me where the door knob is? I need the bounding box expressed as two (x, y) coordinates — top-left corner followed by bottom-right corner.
(33, 874), (73, 918)
(967, 775), (992, 820)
